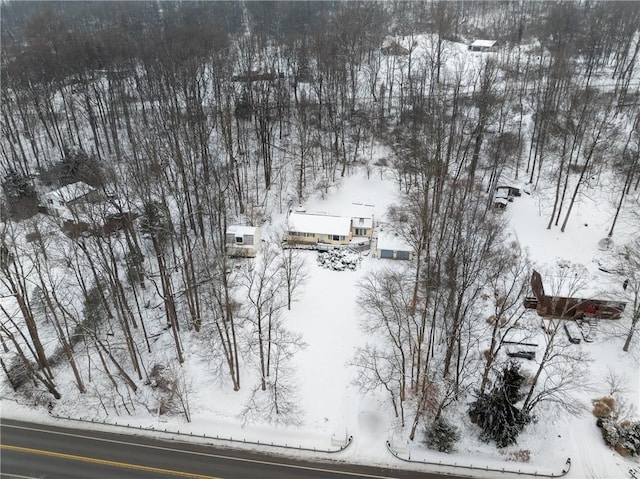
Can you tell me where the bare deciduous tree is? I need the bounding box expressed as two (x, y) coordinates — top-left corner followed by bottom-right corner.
(278, 243), (308, 311)
(613, 238), (640, 352)
(478, 243), (532, 396)
(522, 264), (594, 417)
(240, 245), (286, 391)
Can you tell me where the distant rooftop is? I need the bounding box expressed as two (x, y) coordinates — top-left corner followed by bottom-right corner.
(41, 181), (95, 204)
(470, 39), (497, 48)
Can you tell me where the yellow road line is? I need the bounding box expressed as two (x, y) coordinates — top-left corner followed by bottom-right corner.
(0, 444), (223, 479)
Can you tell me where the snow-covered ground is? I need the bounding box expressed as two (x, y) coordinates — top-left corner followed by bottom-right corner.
(3, 166), (639, 478)
(2, 29), (640, 479)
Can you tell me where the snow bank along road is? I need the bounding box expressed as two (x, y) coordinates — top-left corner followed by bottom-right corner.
(0, 419), (459, 479)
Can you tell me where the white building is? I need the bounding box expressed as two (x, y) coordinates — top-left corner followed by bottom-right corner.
(287, 212), (353, 247)
(40, 182), (98, 218)
(226, 225), (261, 258)
(468, 39), (498, 52)
(376, 232), (413, 260)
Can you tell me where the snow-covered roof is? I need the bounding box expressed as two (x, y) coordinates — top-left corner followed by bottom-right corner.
(351, 216), (373, 229)
(377, 232), (411, 251)
(349, 203), (374, 229)
(349, 202), (374, 219)
(542, 272), (622, 301)
(501, 326), (539, 345)
(470, 39), (497, 48)
(42, 182), (95, 204)
(227, 225), (258, 236)
(494, 197), (509, 205)
(288, 212), (351, 236)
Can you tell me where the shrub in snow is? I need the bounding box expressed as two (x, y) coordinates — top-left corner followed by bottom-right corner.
(597, 417), (640, 457)
(592, 396), (616, 418)
(149, 364), (171, 391)
(3, 355), (30, 391)
(593, 394), (640, 457)
(148, 363), (193, 421)
(317, 248), (361, 271)
(469, 362), (530, 448)
(504, 449), (531, 462)
(424, 416), (460, 453)
(618, 422), (640, 456)
(597, 417), (620, 447)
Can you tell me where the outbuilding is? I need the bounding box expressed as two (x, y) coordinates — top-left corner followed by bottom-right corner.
(493, 196), (509, 210)
(468, 39), (497, 52)
(376, 232), (413, 260)
(226, 225), (261, 258)
(496, 185), (522, 198)
(40, 181), (98, 218)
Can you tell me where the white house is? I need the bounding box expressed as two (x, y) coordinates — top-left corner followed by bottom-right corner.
(349, 202), (375, 239)
(286, 211), (353, 247)
(468, 39), (497, 52)
(40, 181), (98, 218)
(376, 232), (413, 260)
(226, 225), (261, 258)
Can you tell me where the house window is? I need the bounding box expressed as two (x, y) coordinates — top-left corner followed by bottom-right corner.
(331, 235), (344, 241)
(355, 228), (367, 236)
(235, 236), (244, 244)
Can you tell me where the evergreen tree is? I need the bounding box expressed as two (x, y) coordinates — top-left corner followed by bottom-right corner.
(469, 362), (530, 447)
(59, 145), (103, 187)
(2, 169), (35, 199)
(425, 416), (460, 453)
(1, 169), (38, 219)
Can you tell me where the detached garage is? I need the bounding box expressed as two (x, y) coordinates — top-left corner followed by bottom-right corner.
(376, 232), (413, 261)
(380, 249), (394, 259)
(396, 250), (411, 260)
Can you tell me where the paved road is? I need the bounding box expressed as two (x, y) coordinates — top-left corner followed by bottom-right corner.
(0, 418), (457, 479)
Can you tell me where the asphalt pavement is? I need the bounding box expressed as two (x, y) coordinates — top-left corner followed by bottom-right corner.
(0, 418), (461, 479)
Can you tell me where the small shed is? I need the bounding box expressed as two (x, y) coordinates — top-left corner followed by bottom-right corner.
(496, 185), (521, 198)
(226, 225), (261, 258)
(493, 196), (509, 210)
(468, 40), (497, 52)
(376, 232), (413, 260)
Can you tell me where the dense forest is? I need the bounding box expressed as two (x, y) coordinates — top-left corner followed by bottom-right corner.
(1, 0), (639, 451)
